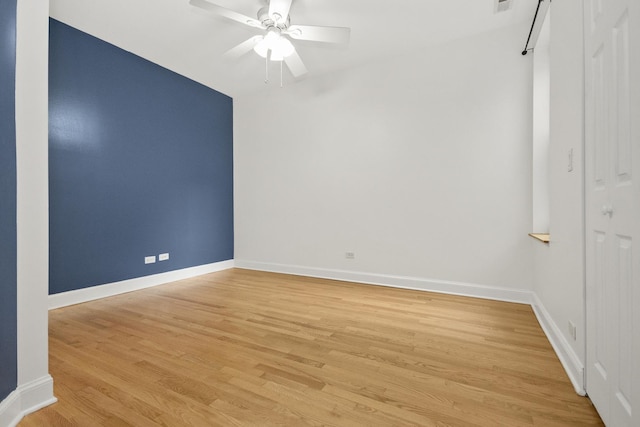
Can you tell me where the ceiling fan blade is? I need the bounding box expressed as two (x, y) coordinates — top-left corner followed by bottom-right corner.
(224, 36), (262, 59)
(285, 25), (350, 44)
(189, 0), (263, 28)
(268, 0), (293, 21)
(284, 51), (308, 78)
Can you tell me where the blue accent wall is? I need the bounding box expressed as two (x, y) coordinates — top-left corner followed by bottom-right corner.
(0, 0), (18, 402)
(49, 19), (234, 295)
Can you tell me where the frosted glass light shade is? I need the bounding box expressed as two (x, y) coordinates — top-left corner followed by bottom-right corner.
(253, 34), (295, 61)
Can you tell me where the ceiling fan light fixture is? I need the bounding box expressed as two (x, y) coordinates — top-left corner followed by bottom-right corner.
(264, 29), (280, 43)
(270, 52), (284, 62)
(253, 29), (280, 57)
(273, 37), (295, 58)
(253, 37), (269, 58)
(253, 34), (295, 60)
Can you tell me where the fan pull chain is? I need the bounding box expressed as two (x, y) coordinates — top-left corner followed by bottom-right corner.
(280, 60), (283, 88)
(264, 55), (269, 84)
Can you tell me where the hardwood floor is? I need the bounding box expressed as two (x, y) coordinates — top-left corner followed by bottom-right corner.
(20, 268), (603, 426)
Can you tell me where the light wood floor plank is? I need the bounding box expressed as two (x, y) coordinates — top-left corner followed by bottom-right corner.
(20, 268), (602, 426)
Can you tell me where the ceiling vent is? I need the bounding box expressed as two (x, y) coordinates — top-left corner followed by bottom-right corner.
(495, 0), (513, 13)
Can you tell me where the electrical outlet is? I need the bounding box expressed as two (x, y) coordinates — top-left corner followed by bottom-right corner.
(159, 253), (169, 261)
(568, 321), (577, 341)
(345, 252), (355, 259)
(145, 256), (156, 264)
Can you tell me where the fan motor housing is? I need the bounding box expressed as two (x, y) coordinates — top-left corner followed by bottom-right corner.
(257, 6), (290, 30)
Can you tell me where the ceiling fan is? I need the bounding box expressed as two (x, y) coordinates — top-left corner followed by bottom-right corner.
(189, 0), (351, 80)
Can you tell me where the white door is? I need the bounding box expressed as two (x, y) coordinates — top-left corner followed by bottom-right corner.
(584, 0), (640, 425)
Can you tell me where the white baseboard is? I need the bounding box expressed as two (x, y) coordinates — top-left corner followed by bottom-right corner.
(0, 389), (21, 427)
(0, 375), (56, 427)
(531, 293), (586, 395)
(234, 260), (533, 304)
(49, 260), (235, 310)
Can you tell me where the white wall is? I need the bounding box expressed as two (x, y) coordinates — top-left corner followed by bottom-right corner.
(531, 0), (586, 392)
(235, 23), (534, 296)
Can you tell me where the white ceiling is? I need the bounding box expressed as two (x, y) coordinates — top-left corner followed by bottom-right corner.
(49, 0), (537, 97)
